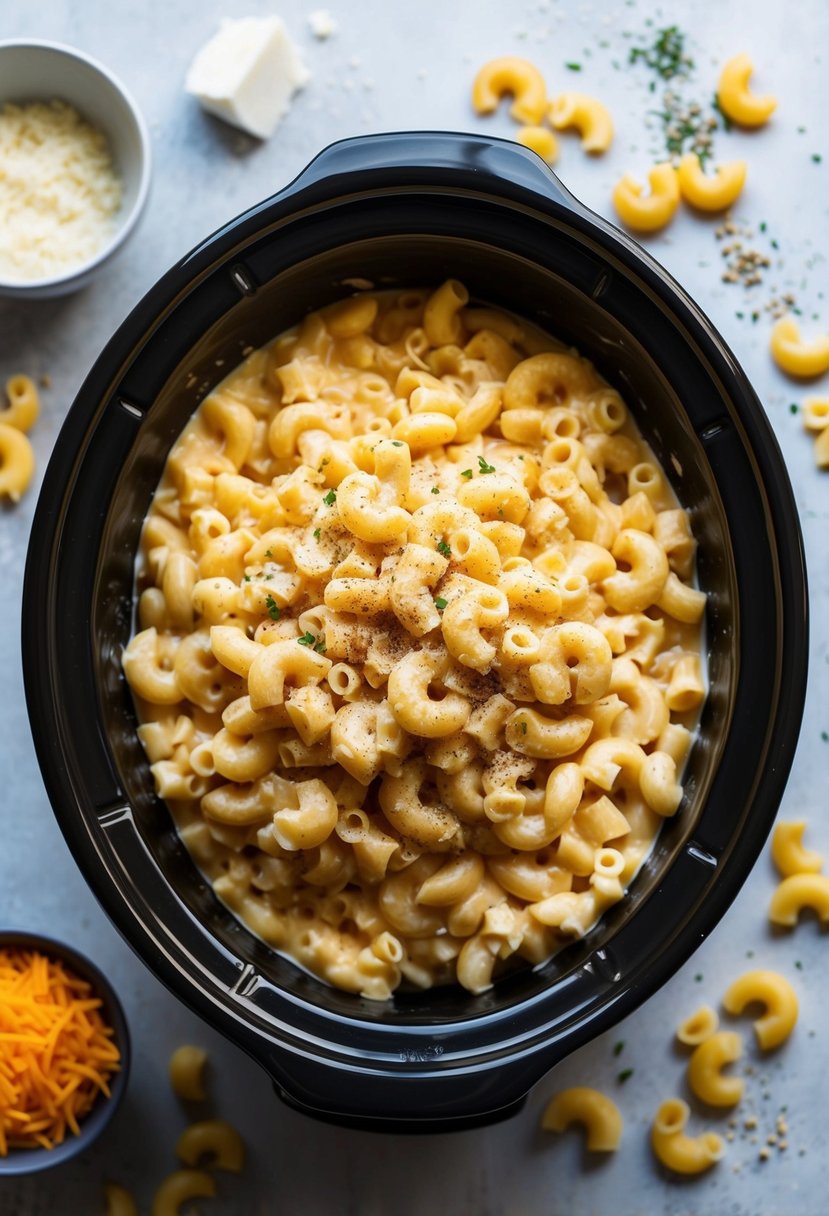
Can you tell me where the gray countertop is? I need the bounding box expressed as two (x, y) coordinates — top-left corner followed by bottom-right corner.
(2, 1), (828, 1213)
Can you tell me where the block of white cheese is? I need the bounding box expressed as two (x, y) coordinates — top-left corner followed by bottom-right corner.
(185, 16), (310, 140)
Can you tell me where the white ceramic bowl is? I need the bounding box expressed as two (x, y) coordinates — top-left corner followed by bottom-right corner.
(0, 39), (151, 298)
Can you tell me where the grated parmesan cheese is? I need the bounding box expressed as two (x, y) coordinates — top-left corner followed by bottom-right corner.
(0, 99), (122, 284)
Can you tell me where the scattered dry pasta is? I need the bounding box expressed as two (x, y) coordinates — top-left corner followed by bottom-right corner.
(722, 969), (798, 1050)
(169, 1044), (209, 1101)
(611, 164), (680, 233)
(676, 153), (747, 212)
(770, 316), (829, 379)
(769, 873), (829, 927)
(0, 946), (120, 1154)
(123, 283), (706, 998)
(515, 125), (559, 164)
(650, 1097), (723, 1174)
(104, 1183), (139, 1216)
(0, 373), (39, 502)
(151, 1169), (215, 1216)
(800, 400), (829, 468)
(686, 1030), (744, 1106)
(541, 1085), (622, 1151)
(771, 820), (823, 878)
(471, 57), (547, 124)
(548, 92), (614, 154)
(675, 1004), (719, 1047)
(716, 54), (777, 128)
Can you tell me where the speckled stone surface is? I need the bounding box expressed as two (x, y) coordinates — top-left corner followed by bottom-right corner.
(1, 2), (828, 1212)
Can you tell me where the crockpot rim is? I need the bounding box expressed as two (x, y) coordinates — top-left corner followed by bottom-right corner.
(22, 132), (808, 1127)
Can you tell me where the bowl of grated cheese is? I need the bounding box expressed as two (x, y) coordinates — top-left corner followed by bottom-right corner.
(0, 40), (151, 299)
(0, 930), (130, 1174)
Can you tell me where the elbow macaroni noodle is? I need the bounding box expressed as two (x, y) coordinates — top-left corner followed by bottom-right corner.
(151, 1169), (215, 1216)
(169, 1044), (209, 1101)
(722, 969), (799, 1050)
(686, 1030), (744, 1106)
(770, 316), (829, 379)
(611, 164), (681, 233)
(176, 1119), (245, 1172)
(541, 1085), (623, 1151)
(548, 92), (614, 154)
(716, 54), (777, 128)
(650, 1098), (723, 1174)
(123, 283), (707, 998)
(0, 374), (39, 502)
(771, 819), (823, 878)
(471, 57), (548, 125)
(676, 153), (747, 212)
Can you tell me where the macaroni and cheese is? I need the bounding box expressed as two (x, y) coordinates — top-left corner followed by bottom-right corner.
(123, 283), (707, 998)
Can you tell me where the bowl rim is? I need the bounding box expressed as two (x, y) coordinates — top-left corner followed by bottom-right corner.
(0, 37), (152, 292)
(0, 928), (131, 1175)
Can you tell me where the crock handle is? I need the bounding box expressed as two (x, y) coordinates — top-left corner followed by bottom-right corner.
(280, 130), (585, 216)
(254, 1038), (560, 1132)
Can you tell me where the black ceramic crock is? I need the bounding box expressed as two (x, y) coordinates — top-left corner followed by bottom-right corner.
(22, 133), (808, 1131)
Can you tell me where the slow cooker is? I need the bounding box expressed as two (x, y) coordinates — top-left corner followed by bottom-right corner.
(22, 132), (808, 1130)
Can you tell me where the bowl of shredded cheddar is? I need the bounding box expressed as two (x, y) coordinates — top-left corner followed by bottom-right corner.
(0, 931), (129, 1174)
(22, 131), (807, 1130)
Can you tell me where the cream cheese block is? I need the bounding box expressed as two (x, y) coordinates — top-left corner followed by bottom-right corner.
(185, 16), (310, 139)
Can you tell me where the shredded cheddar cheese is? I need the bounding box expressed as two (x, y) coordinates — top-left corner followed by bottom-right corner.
(0, 946), (120, 1154)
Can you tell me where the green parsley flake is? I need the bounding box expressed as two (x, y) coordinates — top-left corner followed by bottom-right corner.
(323, 489), (337, 506)
(613, 1041), (625, 1057)
(461, 468), (474, 479)
(629, 25), (692, 80)
(434, 597), (448, 610)
(565, 61), (582, 71)
(477, 455), (496, 474)
(520, 720), (527, 735)
(265, 595), (281, 621)
(436, 540), (452, 558)
(265, 549), (273, 558)
(431, 486), (440, 495)
(297, 631), (316, 646)
(313, 528), (321, 540)
(812, 154), (822, 163)
(243, 573), (251, 582)
(790, 404), (799, 415)
(392, 440), (404, 446)
(617, 1068), (634, 1084)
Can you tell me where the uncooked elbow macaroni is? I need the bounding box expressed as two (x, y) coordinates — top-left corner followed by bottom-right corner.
(676, 154), (747, 212)
(716, 54), (777, 128)
(169, 1044), (209, 1101)
(0, 373), (39, 502)
(548, 92), (614, 154)
(176, 1119), (245, 1172)
(611, 164), (681, 233)
(515, 125), (559, 164)
(771, 819), (823, 878)
(650, 1098), (723, 1174)
(676, 1004), (719, 1047)
(541, 1085), (623, 1150)
(722, 969), (798, 1050)
(123, 283), (707, 998)
(151, 1169), (215, 1216)
(471, 57), (547, 125)
(770, 316), (829, 379)
(686, 1030), (744, 1106)
(104, 1184), (139, 1216)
